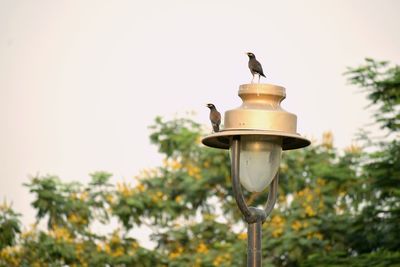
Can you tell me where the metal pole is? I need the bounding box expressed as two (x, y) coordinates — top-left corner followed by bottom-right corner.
(247, 219), (262, 267)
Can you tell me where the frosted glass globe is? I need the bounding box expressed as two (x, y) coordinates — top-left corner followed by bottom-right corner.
(232, 136), (282, 192)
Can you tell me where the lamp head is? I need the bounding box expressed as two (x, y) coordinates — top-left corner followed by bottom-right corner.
(202, 83), (310, 192)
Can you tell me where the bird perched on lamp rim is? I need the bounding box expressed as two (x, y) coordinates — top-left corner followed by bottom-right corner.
(246, 52), (266, 83)
(206, 103), (221, 133)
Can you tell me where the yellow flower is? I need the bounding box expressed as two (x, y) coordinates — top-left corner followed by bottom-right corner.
(162, 158), (169, 167)
(213, 255), (224, 266)
(135, 182), (146, 192)
(196, 136), (202, 144)
(314, 232), (323, 240)
(151, 191), (165, 203)
(196, 242), (209, 254)
(322, 131), (334, 149)
(79, 191), (89, 201)
(271, 215), (284, 226)
(175, 195), (183, 203)
(305, 205), (316, 217)
(345, 143), (362, 154)
(315, 187), (321, 195)
(203, 161), (210, 168)
(307, 232), (323, 240)
(194, 257), (202, 267)
(280, 162), (288, 172)
(128, 241), (139, 256)
(187, 164), (201, 180)
(238, 232), (247, 240)
(272, 228), (283, 238)
(171, 160), (182, 170)
(111, 246), (124, 257)
(110, 230), (121, 244)
(213, 254), (231, 266)
(0, 246), (21, 266)
(117, 182), (134, 197)
(131, 241), (139, 250)
(21, 224), (37, 239)
(270, 215), (285, 237)
(169, 247), (184, 259)
(316, 177), (326, 186)
(68, 213), (86, 225)
(291, 220), (302, 231)
(51, 225), (73, 243)
(203, 213), (216, 221)
(307, 232), (313, 239)
(76, 242), (84, 255)
(104, 244), (111, 254)
(318, 200), (325, 210)
(105, 193), (115, 204)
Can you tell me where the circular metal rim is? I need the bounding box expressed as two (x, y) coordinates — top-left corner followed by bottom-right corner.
(201, 129), (311, 150)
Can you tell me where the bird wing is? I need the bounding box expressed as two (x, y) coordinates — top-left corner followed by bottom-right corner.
(210, 111), (221, 124)
(249, 59), (266, 77)
(254, 60), (265, 77)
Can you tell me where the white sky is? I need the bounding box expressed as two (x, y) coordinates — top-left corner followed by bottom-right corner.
(1, 0), (400, 244)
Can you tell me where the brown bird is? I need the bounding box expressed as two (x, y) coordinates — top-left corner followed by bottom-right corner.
(206, 103), (221, 132)
(246, 52), (266, 83)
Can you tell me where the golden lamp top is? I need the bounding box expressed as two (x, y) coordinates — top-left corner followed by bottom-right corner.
(202, 83), (310, 150)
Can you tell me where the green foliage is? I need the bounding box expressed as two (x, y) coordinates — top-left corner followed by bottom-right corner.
(0, 59), (399, 266)
(345, 58), (400, 132)
(302, 250), (400, 267)
(0, 201), (20, 250)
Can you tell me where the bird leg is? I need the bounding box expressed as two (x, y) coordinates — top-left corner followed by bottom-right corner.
(258, 74), (261, 83)
(251, 74), (255, 84)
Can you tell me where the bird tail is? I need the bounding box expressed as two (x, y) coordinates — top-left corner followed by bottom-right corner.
(260, 73), (266, 78)
(212, 124), (219, 132)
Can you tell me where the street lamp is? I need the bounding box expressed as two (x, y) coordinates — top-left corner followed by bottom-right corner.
(202, 83), (310, 267)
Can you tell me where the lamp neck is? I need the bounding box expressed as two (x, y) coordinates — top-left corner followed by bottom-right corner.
(238, 84), (286, 109)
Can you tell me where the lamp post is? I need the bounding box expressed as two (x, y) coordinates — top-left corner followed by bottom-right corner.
(202, 83), (310, 267)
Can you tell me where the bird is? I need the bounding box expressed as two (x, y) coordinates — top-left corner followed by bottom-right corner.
(246, 52), (266, 83)
(206, 103), (221, 132)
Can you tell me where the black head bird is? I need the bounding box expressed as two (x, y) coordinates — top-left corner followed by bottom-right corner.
(246, 52), (266, 83)
(206, 103), (221, 133)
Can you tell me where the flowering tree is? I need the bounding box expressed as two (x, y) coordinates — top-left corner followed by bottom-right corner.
(0, 59), (399, 266)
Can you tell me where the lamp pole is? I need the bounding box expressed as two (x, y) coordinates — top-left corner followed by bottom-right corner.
(202, 84), (310, 267)
(231, 136), (278, 266)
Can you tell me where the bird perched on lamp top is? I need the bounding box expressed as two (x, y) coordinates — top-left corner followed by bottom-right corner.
(246, 52), (266, 83)
(206, 103), (221, 133)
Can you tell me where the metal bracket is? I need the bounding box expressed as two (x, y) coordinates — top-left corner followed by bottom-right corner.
(230, 136), (280, 267)
(231, 136), (279, 224)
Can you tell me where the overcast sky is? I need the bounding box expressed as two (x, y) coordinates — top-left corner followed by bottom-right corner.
(1, 0), (399, 245)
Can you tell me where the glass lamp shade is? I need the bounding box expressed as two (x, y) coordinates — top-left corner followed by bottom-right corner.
(232, 136), (282, 192)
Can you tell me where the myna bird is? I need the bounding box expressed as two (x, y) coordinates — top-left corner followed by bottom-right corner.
(206, 103), (221, 132)
(246, 52), (266, 83)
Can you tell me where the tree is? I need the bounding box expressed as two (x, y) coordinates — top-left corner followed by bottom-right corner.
(303, 58), (400, 266)
(1, 59), (399, 266)
(345, 58), (400, 133)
